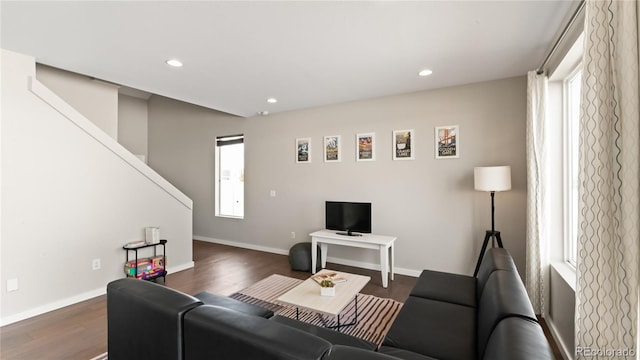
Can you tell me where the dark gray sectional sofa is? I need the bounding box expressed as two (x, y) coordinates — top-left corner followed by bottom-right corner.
(107, 248), (554, 360)
(379, 248), (553, 360)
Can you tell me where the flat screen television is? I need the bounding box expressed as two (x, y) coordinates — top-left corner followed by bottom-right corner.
(325, 201), (372, 236)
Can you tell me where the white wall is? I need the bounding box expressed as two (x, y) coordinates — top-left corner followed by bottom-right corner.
(1, 49), (193, 325)
(148, 76), (528, 278)
(36, 64), (119, 140)
(118, 94), (149, 161)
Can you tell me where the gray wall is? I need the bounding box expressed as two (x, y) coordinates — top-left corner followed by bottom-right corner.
(36, 64), (119, 140)
(149, 76), (528, 277)
(118, 94), (149, 161)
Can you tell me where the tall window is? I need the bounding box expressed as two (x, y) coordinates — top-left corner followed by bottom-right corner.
(564, 66), (581, 267)
(215, 134), (244, 218)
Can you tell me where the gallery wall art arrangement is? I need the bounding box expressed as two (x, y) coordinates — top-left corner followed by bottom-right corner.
(296, 126), (460, 163)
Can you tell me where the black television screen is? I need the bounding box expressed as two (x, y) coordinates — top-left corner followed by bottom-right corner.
(325, 201), (372, 236)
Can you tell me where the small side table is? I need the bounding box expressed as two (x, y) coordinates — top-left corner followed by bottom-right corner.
(123, 239), (167, 282)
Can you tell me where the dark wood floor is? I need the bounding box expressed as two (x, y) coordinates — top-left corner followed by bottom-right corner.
(0, 240), (417, 359)
(1, 240), (563, 359)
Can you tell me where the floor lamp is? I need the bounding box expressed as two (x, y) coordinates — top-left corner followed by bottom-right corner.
(473, 166), (511, 277)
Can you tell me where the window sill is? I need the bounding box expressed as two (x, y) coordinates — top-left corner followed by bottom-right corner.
(551, 261), (576, 292)
(215, 214), (244, 220)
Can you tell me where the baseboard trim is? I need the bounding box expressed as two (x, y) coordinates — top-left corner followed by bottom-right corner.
(546, 316), (573, 360)
(168, 261), (195, 274)
(194, 235), (290, 256)
(194, 235), (421, 277)
(325, 256), (422, 278)
(0, 261), (195, 327)
(0, 287), (105, 327)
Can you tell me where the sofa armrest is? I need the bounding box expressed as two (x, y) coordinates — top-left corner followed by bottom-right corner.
(107, 278), (202, 360)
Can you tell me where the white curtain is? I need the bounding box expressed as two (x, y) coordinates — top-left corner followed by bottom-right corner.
(525, 71), (549, 315)
(575, 1), (639, 359)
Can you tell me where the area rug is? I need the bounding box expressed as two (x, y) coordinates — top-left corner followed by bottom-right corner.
(229, 274), (403, 347)
(88, 274), (402, 359)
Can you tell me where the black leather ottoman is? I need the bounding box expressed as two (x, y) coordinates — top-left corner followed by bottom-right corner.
(194, 291), (274, 318)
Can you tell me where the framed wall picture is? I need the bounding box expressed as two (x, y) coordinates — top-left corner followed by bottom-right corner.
(324, 135), (341, 162)
(435, 125), (459, 159)
(393, 129), (414, 160)
(295, 137), (311, 163)
(356, 132), (375, 161)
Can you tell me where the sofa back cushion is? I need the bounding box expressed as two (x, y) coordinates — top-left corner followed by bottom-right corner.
(409, 270), (477, 307)
(483, 317), (554, 360)
(476, 248), (518, 298)
(107, 278), (203, 360)
(476, 270), (537, 359)
(184, 305), (332, 360)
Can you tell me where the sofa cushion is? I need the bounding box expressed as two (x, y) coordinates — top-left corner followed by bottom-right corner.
(378, 346), (440, 360)
(270, 315), (377, 351)
(184, 305), (332, 360)
(483, 317), (554, 360)
(476, 248), (518, 298)
(476, 270), (537, 358)
(194, 291), (274, 318)
(382, 296), (476, 360)
(107, 278), (202, 360)
(409, 270), (476, 307)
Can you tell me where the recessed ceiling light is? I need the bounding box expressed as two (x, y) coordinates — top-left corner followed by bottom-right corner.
(418, 69), (433, 77)
(166, 59), (183, 68)
(267, 98), (278, 104)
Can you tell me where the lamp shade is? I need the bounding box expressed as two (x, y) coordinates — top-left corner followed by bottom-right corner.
(474, 166), (511, 192)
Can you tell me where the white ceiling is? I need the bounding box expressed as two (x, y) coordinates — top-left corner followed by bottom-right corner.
(1, 1), (575, 118)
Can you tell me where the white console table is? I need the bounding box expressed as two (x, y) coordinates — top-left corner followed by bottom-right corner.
(309, 230), (396, 288)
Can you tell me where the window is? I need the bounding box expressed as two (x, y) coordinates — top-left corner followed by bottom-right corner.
(215, 134), (244, 218)
(563, 66), (581, 267)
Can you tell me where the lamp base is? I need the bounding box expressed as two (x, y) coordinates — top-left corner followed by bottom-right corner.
(473, 230), (504, 277)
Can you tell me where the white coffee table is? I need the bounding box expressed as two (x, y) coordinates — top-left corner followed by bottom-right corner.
(276, 270), (370, 329)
